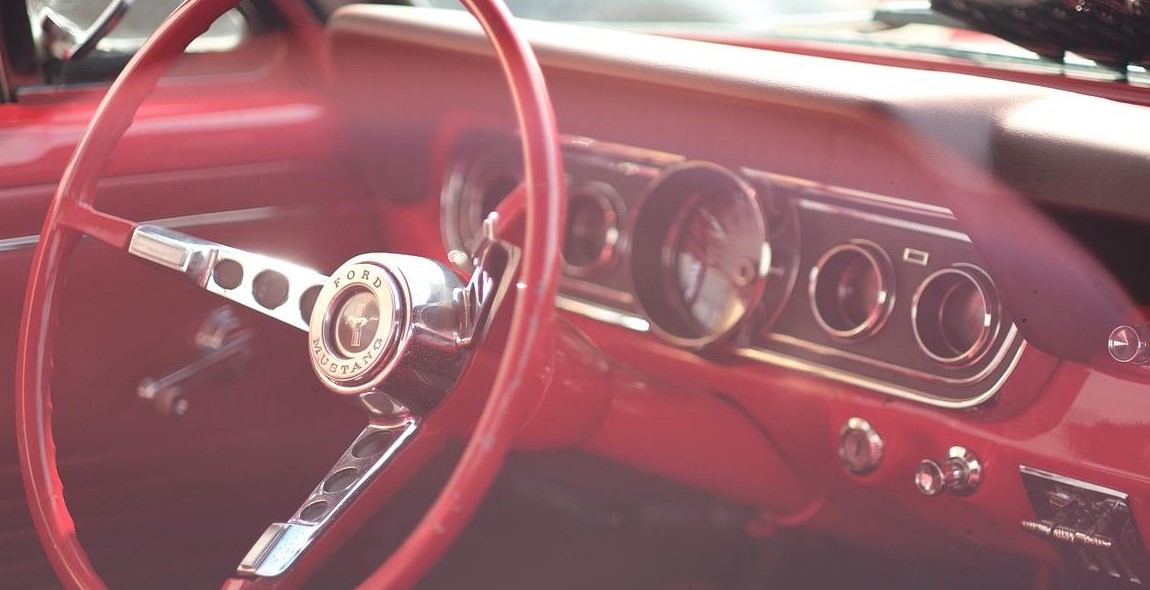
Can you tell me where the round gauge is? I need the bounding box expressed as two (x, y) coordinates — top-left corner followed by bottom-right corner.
(912, 265), (1000, 367)
(666, 191), (763, 335)
(442, 148), (522, 269)
(631, 162), (768, 348)
(562, 182), (624, 276)
(809, 241), (895, 341)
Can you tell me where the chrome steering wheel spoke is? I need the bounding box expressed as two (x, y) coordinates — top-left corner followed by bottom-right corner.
(237, 416), (433, 581)
(128, 224), (327, 331)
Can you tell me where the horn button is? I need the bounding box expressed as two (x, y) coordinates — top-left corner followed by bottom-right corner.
(308, 261), (405, 392)
(333, 291), (383, 357)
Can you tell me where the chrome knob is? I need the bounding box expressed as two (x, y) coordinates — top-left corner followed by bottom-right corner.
(914, 446), (982, 496)
(1109, 325), (1150, 364)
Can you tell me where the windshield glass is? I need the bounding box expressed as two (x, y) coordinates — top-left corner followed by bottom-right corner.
(385, 0), (1149, 83)
(421, 0), (877, 26)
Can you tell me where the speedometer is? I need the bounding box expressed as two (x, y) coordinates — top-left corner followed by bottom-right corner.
(667, 189), (764, 335)
(632, 163), (768, 348)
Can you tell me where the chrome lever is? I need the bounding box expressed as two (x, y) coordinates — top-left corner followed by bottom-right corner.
(138, 307), (252, 416)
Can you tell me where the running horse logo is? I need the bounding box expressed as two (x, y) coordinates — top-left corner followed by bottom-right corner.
(343, 298), (375, 348)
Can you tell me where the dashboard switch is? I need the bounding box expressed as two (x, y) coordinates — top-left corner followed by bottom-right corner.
(914, 446), (982, 496)
(1108, 324), (1150, 364)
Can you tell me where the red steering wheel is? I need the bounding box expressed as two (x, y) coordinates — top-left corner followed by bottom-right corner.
(16, 1), (564, 588)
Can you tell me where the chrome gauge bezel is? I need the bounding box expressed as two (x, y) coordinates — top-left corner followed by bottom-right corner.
(629, 161), (769, 349)
(911, 264), (1001, 368)
(808, 239), (896, 342)
(561, 181), (626, 278)
(441, 147), (522, 270)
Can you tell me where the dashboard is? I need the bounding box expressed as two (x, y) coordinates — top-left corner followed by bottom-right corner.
(328, 6), (1150, 586)
(441, 131), (1025, 408)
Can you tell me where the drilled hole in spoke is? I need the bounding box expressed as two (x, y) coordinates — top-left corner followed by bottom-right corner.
(323, 468), (360, 494)
(252, 270), (289, 309)
(212, 259), (243, 290)
(352, 431), (398, 459)
(298, 501), (329, 523)
(300, 285), (322, 324)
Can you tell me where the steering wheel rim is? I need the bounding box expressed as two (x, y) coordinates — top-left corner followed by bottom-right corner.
(15, 1), (565, 588)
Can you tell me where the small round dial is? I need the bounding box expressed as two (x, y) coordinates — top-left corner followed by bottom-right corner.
(810, 241), (895, 341)
(562, 182), (623, 276)
(912, 265), (1000, 367)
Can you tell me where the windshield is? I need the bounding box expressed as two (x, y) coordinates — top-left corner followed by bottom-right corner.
(420, 0), (877, 26)
(360, 0), (1150, 84)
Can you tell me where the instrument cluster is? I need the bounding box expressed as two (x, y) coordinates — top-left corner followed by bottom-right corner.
(441, 131), (1024, 408)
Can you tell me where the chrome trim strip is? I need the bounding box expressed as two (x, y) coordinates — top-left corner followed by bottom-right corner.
(796, 198), (972, 243)
(742, 168), (955, 220)
(150, 206), (282, 230)
(765, 328), (1019, 387)
(553, 296), (1023, 408)
(0, 206), (286, 254)
(557, 296), (649, 332)
(559, 277), (635, 305)
(1018, 466), (1128, 500)
(565, 149), (665, 179)
(0, 235), (41, 254)
(735, 342), (1027, 410)
(561, 135), (685, 168)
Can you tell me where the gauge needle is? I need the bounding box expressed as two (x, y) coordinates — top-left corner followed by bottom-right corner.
(701, 208), (726, 239)
(692, 210), (750, 282)
(680, 218), (712, 305)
